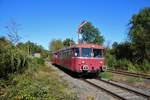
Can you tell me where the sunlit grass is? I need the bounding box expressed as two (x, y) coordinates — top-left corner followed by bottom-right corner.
(99, 72), (113, 80)
(0, 64), (77, 100)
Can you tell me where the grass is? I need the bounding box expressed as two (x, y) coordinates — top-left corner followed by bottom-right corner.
(100, 71), (145, 89)
(100, 70), (144, 83)
(99, 72), (113, 80)
(0, 64), (77, 100)
(126, 77), (144, 83)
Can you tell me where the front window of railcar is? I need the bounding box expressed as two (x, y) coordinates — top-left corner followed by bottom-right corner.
(82, 48), (92, 57)
(93, 49), (103, 58)
(74, 48), (80, 57)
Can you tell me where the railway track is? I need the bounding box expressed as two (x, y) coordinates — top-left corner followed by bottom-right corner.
(107, 69), (150, 80)
(82, 78), (150, 100)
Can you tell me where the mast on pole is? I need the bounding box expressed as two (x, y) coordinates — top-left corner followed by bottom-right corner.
(77, 21), (88, 44)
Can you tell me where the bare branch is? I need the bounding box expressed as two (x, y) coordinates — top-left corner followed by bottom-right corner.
(5, 20), (21, 45)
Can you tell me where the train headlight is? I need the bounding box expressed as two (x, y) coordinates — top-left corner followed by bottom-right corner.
(100, 61), (103, 64)
(82, 61), (85, 64)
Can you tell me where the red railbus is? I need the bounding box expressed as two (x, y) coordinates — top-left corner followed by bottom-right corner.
(51, 43), (106, 75)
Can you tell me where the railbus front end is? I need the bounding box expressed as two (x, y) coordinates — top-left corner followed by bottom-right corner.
(72, 44), (106, 75)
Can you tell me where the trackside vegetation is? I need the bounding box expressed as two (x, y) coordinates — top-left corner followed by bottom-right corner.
(0, 61), (77, 100)
(0, 37), (30, 78)
(105, 8), (150, 73)
(0, 37), (77, 100)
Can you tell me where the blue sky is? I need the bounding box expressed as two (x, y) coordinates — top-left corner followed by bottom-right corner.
(0, 0), (150, 49)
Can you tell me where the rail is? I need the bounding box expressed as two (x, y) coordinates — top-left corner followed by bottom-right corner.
(82, 79), (150, 100)
(107, 69), (150, 80)
(97, 78), (150, 99)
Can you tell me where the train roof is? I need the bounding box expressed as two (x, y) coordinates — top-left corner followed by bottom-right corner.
(52, 43), (104, 54)
(72, 43), (104, 49)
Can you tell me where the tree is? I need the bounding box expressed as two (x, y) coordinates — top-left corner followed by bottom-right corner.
(111, 42), (134, 61)
(80, 22), (104, 44)
(5, 20), (21, 45)
(17, 41), (49, 58)
(49, 39), (64, 52)
(17, 41), (44, 54)
(112, 42), (118, 49)
(0, 37), (11, 47)
(0, 37), (30, 78)
(63, 38), (75, 47)
(128, 7), (150, 62)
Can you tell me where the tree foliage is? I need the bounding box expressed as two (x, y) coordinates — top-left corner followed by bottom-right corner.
(111, 42), (134, 61)
(17, 41), (48, 58)
(106, 8), (150, 72)
(63, 38), (75, 47)
(0, 37), (11, 47)
(0, 37), (30, 78)
(17, 41), (44, 54)
(128, 7), (150, 62)
(49, 39), (64, 52)
(80, 22), (104, 44)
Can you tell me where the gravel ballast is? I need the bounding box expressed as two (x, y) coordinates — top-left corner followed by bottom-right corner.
(47, 62), (116, 100)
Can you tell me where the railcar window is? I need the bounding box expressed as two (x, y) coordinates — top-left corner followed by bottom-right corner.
(54, 53), (58, 58)
(93, 49), (102, 58)
(82, 48), (92, 57)
(74, 48), (80, 57)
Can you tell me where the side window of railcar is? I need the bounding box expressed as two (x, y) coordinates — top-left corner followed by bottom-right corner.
(63, 51), (65, 58)
(70, 49), (73, 57)
(60, 52), (62, 58)
(59, 52), (61, 58)
(54, 53), (58, 58)
(66, 50), (68, 58)
(74, 48), (80, 57)
(57, 52), (59, 57)
(68, 49), (71, 57)
(93, 49), (102, 58)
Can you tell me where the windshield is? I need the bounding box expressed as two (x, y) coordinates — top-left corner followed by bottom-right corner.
(82, 48), (92, 57)
(93, 49), (102, 58)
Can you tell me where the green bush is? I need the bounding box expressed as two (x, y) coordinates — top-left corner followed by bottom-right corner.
(132, 59), (150, 73)
(105, 52), (117, 69)
(105, 51), (150, 73)
(0, 45), (30, 78)
(127, 64), (138, 73)
(33, 57), (45, 65)
(0, 65), (77, 100)
(114, 59), (131, 70)
(141, 59), (150, 72)
(35, 57), (45, 65)
(99, 72), (113, 80)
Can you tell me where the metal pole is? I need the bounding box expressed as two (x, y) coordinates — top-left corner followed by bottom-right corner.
(78, 31), (79, 44)
(77, 21), (88, 44)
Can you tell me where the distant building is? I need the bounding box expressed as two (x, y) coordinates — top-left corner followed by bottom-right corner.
(33, 53), (41, 58)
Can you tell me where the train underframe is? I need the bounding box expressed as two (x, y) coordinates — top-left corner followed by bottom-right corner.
(52, 63), (104, 77)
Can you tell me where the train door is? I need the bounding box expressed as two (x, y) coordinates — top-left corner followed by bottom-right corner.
(72, 48), (80, 71)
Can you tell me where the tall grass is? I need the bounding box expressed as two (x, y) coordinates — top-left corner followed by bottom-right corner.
(0, 59), (77, 100)
(0, 45), (30, 78)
